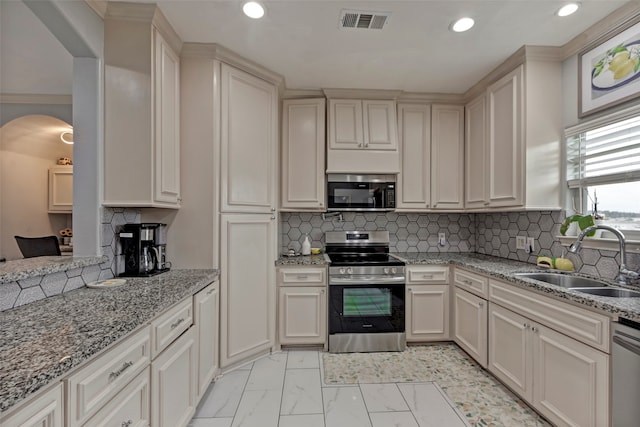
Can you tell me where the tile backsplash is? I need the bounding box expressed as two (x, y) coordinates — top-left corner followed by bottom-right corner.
(282, 210), (640, 283)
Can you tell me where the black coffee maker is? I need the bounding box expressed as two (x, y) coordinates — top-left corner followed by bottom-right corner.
(118, 223), (170, 277)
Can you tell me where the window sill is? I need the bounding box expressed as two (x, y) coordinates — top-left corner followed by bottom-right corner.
(558, 236), (640, 254)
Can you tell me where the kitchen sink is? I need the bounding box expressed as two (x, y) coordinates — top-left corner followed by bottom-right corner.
(514, 272), (609, 289)
(571, 287), (640, 298)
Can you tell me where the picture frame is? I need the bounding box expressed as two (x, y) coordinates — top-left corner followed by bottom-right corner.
(579, 16), (640, 118)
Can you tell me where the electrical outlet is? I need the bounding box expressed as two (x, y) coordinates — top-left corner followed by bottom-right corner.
(526, 237), (535, 252)
(516, 236), (526, 250)
(438, 232), (446, 246)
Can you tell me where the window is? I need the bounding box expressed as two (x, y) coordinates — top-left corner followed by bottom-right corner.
(566, 108), (640, 236)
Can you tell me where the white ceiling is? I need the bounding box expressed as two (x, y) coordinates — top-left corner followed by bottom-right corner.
(0, 0), (632, 96)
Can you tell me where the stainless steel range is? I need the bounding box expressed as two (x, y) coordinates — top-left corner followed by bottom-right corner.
(325, 231), (406, 353)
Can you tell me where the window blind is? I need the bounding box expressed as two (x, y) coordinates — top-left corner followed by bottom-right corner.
(567, 114), (640, 189)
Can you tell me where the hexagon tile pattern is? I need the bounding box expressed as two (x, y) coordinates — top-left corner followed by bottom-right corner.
(282, 210), (640, 283)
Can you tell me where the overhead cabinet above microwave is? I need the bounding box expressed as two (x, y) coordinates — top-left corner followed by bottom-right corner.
(326, 99), (400, 174)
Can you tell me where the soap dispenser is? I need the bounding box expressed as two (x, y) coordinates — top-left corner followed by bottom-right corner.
(302, 234), (311, 255)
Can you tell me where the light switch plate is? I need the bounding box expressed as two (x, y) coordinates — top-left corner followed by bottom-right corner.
(516, 236), (526, 250)
(438, 232), (446, 246)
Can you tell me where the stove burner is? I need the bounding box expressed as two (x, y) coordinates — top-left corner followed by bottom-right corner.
(327, 252), (405, 267)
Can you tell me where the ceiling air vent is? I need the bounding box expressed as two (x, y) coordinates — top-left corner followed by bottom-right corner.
(339, 10), (390, 30)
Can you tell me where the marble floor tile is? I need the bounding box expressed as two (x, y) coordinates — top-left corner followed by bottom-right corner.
(189, 418), (234, 427)
(245, 352), (288, 391)
(194, 370), (250, 418)
(286, 350), (321, 369)
(360, 383), (410, 412)
(231, 389), (282, 427)
(369, 411), (419, 427)
(323, 386), (372, 427)
(398, 383), (468, 427)
(280, 369), (323, 415)
(278, 414), (325, 427)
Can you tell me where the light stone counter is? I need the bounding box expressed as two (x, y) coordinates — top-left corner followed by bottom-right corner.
(0, 269), (218, 413)
(0, 256), (106, 284)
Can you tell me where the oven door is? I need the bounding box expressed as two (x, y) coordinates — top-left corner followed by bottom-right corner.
(328, 283), (405, 334)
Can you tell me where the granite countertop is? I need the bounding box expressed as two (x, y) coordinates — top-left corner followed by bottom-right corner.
(0, 269), (218, 413)
(275, 251), (640, 322)
(0, 256), (107, 284)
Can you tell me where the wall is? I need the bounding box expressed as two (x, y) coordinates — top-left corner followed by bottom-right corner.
(0, 115), (73, 260)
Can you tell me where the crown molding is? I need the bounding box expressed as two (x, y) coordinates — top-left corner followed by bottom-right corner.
(282, 89), (325, 99)
(398, 92), (464, 104)
(181, 43), (284, 87)
(84, 0), (107, 18)
(1, 94), (72, 105)
(322, 88), (403, 100)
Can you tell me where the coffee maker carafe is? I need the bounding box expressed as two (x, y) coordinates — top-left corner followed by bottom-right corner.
(118, 223), (170, 277)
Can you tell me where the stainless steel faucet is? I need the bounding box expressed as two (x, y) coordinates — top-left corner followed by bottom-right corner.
(568, 225), (639, 285)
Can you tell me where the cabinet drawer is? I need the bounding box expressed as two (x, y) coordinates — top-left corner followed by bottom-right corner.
(278, 267), (326, 286)
(489, 279), (610, 352)
(66, 327), (150, 426)
(407, 266), (449, 284)
(82, 367), (150, 427)
(151, 298), (193, 358)
(453, 268), (488, 298)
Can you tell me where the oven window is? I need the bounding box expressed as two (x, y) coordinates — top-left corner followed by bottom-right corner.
(343, 288), (391, 316)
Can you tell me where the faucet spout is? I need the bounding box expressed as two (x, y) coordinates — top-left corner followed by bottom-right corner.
(570, 224), (638, 285)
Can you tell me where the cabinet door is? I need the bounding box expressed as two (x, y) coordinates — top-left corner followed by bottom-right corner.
(488, 303), (532, 401)
(363, 100), (398, 150)
(328, 99), (363, 149)
(151, 327), (197, 427)
(397, 104), (431, 209)
(281, 98), (326, 210)
(533, 324), (609, 427)
(1, 384), (63, 427)
(220, 214), (276, 368)
(154, 28), (181, 206)
(406, 284), (449, 342)
(194, 281), (219, 400)
(48, 166), (73, 213)
(453, 287), (487, 367)
(464, 94), (487, 209)
(431, 104), (464, 209)
(487, 66), (523, 207)
(221, 64), (277, 213)
(278, 286), (327, 345)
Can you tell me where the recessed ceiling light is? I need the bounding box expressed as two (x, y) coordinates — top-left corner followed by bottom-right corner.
(557, 3), (580, 17)
(451, 17), (474, 33)
(243, 1), (265, 19)
(60, 130), (74, 144)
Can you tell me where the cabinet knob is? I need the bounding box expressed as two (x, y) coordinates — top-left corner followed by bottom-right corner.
(531, 326), (537, 333)
(364, 143), (369, 147)
(358, 143), (363, 147)
(408, 287), (412, 291)
(478, 301), (484, 307)
(271, 208), (276, 212)
(321, 289), (325, 294)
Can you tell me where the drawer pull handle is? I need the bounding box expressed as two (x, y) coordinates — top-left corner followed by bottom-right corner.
(296, 275), (309, 279)
(463, 279), (472, 285)
(109, 361), (134, 381)
(206, 288), (216, 295)
(422, 274), (433, 279)
(122, 420), (133, 427)
(171, 318), (185, 329)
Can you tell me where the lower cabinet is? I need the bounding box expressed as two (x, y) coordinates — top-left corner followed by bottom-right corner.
(489, 302), (609, 427)
(277, 267), (327, 346)
(151, 326), (197, 427)
(406, 285), (449, 342)
(453, 286), (488, 367)
(194, 281), (219, 400)
(0, 383), (64, 427)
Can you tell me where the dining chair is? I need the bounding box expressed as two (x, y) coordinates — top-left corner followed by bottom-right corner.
(14, 235), (61, 258)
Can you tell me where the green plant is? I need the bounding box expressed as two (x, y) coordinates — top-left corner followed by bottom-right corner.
(560, 214), (596, 236)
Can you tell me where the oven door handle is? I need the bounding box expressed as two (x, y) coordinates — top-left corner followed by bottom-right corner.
(329, 276), (406, 286)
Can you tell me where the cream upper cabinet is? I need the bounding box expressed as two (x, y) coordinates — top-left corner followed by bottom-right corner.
(103, 3), (182, 209)
(327, 99), (399, 174)
(48, 166), (73, 213)
(431, 104), (464, 209)
(464, 94), (487, 209)
(221, 64), (278, 213)
(281, 98), (326, 211)
(396, 104), (463, 210)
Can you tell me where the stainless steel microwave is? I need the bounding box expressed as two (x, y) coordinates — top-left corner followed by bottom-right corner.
(327, 174), (396, 212)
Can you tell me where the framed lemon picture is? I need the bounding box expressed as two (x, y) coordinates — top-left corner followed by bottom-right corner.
(579, 16), (640, 117)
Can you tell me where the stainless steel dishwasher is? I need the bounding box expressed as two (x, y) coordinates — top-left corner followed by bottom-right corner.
(612, 318), (640, 427)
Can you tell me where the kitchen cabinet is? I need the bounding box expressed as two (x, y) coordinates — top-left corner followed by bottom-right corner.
(396, 104), (463, 210)
(281, 98), (326, 211)
(48, 166), (73, 213)
(103, 3), (182, 208)
(277, 267), (327, 346)
(488, 302), (609, 427)
(464, 94), (487, 209)
(0, 383), (63, 427)
(326, 99), (399, 174)
(406, 266), (450, 342)
(150, 297), (193, 359)
(453, 286), (488, 368)
(194, 280), (219, 400)
(220, 213), (276, 368)
(220, 63), (278, 213)
(151, 327), (197, 427)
